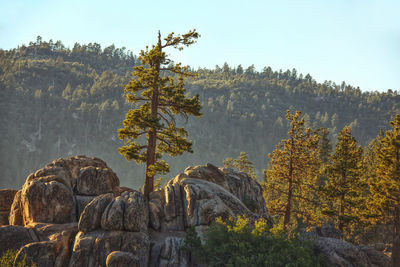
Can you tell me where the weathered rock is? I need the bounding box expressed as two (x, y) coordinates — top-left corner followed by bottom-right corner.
(361, 245), (391, 267)
(8, 190), (23, 225)
(148, 191), (163, 230)
(102, 198), (124, 231)
(37, 155), (109, 190)
(149, 172), (263, 231)
(0, 211), (9, 225)
(69, 231), (149, 267)
(78, 193), (114, 233)
(8, 156), (120, 226)
(80, 190), (148, 233)
(15, 241), (59, 267)
(20, 180), (76, 224)
(314, 236), (391, 267)
(149, 233), (189, 267)
(0, 189), (18, 225)
(185, 164), (270, 219)
(76, 195), (96, 218)
(77, 166), (119, 196)
(0, 225), (33, 256)
(106, 251), (139, 267)
(26, 222), (78, 241)
(120, 191), (148, 233)
(0, 189), (17, 212)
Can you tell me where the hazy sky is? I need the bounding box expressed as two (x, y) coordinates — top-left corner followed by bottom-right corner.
(1, 0), (399, 92)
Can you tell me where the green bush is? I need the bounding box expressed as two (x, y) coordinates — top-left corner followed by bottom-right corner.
(0, 250), (37, 267)
(185, 216), (324, 267)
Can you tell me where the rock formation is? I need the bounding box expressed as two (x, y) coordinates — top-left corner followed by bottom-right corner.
(0, 156), (392, 266)
(0, 189), (17, 225)
(8, 155), (119, 226)
(309, 224), (391, 267)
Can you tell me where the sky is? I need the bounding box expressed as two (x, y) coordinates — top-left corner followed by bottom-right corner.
(1, 0), (399, 92)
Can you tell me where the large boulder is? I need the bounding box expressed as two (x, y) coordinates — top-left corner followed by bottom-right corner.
(0, 189), (17, 225)
(8, 155), (120, 226)
(6, 222), (78, 266)
(149, 165), (271, 231)
(72, 188), (149, 267)
(20, 180), (76, 225)
(69, 231), (149, 267)
(360, 245), (391, 267)
(76, 166), (119, 196)
(78, 193), (115, 233)
(314, 236), (391, 267)
(106, 251), (139, 267)
(184, 164), (269, 218)
(0, 225), (34, 256)
(25, 222), (78, 242)
(8, 190), (23, 225)
(78, 190), (148, 233)
(149, 232), (190, 267)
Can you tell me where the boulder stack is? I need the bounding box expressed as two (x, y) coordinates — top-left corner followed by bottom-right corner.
(0, 157), (392, 267)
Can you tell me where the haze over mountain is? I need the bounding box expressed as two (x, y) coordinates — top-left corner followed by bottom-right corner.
(1, 38), (399, 189)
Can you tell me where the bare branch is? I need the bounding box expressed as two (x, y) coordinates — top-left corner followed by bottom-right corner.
(157, 112), (171, 125)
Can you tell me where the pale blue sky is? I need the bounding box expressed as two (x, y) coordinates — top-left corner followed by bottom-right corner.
(1, 0), (399, 92)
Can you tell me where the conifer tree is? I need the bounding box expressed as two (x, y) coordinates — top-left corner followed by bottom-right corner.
(317, 128), (332, 165)
(368, 115), (400, 266)
(118, 30), (202, 198)
(264, 110), (320, 229)
(322, 126), (363, 238)
(223, 152), (257, 180)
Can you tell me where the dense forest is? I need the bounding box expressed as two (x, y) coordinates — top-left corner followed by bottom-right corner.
(1, 36), (399, 190)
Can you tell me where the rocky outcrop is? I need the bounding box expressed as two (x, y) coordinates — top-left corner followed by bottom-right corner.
(15, 241), (62, 267)
(78, 190), (148, 233)
(149, 164), (272, 232)
(106, 251), (139, 267)
(0, 225), (34, 256)
(69, 231), (149, 267)
(149, 232), (190, 267)
(69, 188), (150, 267)
(1, 157), (392, 267)
(8, 155), (119, 226)
(8, 190), (23, 225)
(0, 189), (17, 225)
(311, 224), (391, 267)
(184, 164), (269, 217)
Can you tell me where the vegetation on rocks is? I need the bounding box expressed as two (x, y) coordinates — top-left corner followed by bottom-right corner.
(184, 216), (324, 267)
(0, 250), (36, 267)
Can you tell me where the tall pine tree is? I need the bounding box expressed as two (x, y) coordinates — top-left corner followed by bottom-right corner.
(223, 152), (257, 180)
(322, 126), (363, 238)
(118, 30), (202, 198)
(368, 115), (400, 266)
(264, 110), (320, 229)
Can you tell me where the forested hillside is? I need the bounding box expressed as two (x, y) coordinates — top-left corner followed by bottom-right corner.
(1, 37), (399, 189)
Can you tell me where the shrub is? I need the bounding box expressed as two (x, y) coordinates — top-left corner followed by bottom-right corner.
(0, 250), (37, 267)
(185, 216), (324, 267)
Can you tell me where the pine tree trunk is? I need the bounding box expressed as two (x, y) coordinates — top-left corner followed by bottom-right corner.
(393, 205), (400, 267)
(339, 192), (345, 238)
(338, 171), (346, 238)
(144, 130), (156, 198)
(284, 157), (293, 229)
(143, 31), (162, 199)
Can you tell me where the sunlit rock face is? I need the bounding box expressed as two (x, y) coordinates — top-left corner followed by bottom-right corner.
(8, 155), (119, 226)
(148, 163), (272, 232)
(70, 189), (150, 267)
